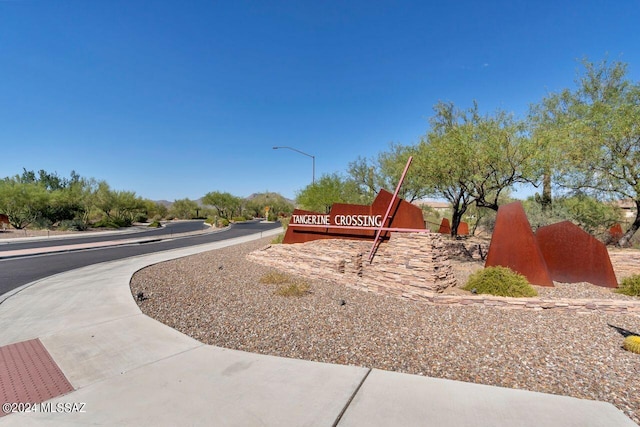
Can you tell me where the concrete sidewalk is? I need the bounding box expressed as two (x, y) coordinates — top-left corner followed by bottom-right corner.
(0, 229), (637, 426)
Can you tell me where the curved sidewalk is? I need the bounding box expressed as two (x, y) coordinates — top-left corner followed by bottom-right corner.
(0, 229), (637, 426)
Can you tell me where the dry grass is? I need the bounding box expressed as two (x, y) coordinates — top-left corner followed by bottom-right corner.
(259, 270), (291, 285)
(274, 281), (311, 297)
(260, 270), (311, 297)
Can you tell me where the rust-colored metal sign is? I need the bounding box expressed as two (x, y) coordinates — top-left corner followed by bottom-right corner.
(283, 189), (426, 244)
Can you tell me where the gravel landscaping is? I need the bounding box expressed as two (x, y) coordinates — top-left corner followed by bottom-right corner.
(131, 236), (640, 424)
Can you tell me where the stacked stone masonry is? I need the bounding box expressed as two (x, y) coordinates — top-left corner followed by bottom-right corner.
(248, 232), (640, 317)
(248, 232), (457, 299)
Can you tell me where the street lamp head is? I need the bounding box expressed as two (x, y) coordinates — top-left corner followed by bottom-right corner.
(272, 145), (315, 184)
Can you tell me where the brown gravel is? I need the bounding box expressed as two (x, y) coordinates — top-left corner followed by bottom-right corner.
(131, 237), (640, 425)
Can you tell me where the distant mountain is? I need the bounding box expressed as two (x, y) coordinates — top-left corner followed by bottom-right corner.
(154, 200), (173, 208)
(246, 192), (295, 205)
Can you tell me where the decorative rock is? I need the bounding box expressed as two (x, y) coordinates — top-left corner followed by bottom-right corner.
(484, 202), (554, 287)
(535, 221), (618, 288)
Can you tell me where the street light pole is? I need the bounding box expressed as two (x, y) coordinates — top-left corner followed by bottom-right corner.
(272, 146), (315, 184)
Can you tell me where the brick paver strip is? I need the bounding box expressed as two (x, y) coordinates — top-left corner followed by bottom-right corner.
(0, 338), (74, 417)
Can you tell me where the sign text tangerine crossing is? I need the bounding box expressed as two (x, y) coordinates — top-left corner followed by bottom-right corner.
(291, 214), (383, 227)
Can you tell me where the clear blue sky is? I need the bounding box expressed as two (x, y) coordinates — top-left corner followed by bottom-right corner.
(1, 1), (639, 201)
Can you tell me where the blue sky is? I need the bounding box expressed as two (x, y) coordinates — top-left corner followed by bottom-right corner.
(1, 1), (639, 201)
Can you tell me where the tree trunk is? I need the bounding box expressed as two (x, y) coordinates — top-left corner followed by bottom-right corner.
(450, 204), (467, 238)
(541, 172), (552, 212)
(617, 200), (640, 247)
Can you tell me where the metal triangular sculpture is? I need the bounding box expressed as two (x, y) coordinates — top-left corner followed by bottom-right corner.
(535, 221), (618, 288)
(484, 202), (554, 287)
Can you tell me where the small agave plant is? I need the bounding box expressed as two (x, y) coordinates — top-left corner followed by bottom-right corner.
(623, 336), (640, 354)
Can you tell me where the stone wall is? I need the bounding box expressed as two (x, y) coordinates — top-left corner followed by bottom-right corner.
(247, 232), (640, 317)
(247, 232), (457, 299)
(424, 294), (640, 316)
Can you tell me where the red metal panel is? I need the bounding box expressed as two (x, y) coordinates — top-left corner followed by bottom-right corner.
(536, 221), (618, 288)
(608, 223), (623, 243)
(437, 218), (451, 234)
(485, 202), (554, 287)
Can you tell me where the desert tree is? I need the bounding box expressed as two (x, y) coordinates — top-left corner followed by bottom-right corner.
(295, 173), (365, 213)
(416, 101), (539, 236)
(537, 59), (640, 246)
(202, 191), (243, 220)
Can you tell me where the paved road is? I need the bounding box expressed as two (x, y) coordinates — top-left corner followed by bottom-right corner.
(0, 221), (281, 296)
(0, 220), (208, 252)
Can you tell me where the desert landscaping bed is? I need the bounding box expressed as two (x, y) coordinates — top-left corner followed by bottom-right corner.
(131, 237), (640, 424)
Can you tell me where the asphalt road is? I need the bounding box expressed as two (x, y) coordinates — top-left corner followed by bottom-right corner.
(0, 220), (208, 252)
(0, 221), (281, 296)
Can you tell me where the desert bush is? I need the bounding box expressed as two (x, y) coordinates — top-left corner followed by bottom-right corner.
(279, 216), (290, 229)
(275, 281), (310, 297)
(259, 271), (310, 297)
(31, 217), (53, 230)
(133, 212), (148, 223)
(616, 274), (640, 297)
(205, 217), (216, 226)
(93, 217), (131, 228)
(271, 233), (285, 244)
(93, 218), (119, 228)
(231, 216), (247, 223)
(259, 271), (291, 285)
(623, 336), (640, 354)
(58, 219), (88, 231)
(148, 221), (162, 228)
(218, 218), (230, 227)
(463, 266), (537, 297)
(523, 195), (621, 239)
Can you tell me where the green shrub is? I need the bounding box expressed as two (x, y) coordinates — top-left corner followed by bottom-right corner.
(271, 233), (285, 244)
(616, 274), (640, 297)
(93, 218), (119, 228)
(31, 217), (53, 230)
(463, 266), (538, 297)
(58, 219), (88, 231)
(218, 218), (230, 227)
(205, 217), (216, 226)
(93, 217), (131, 228)
(279, 216), (290, 230)
(231, 216), (247, 223)
(133, 213), (148, 223)
(148, 220), (162, 228)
